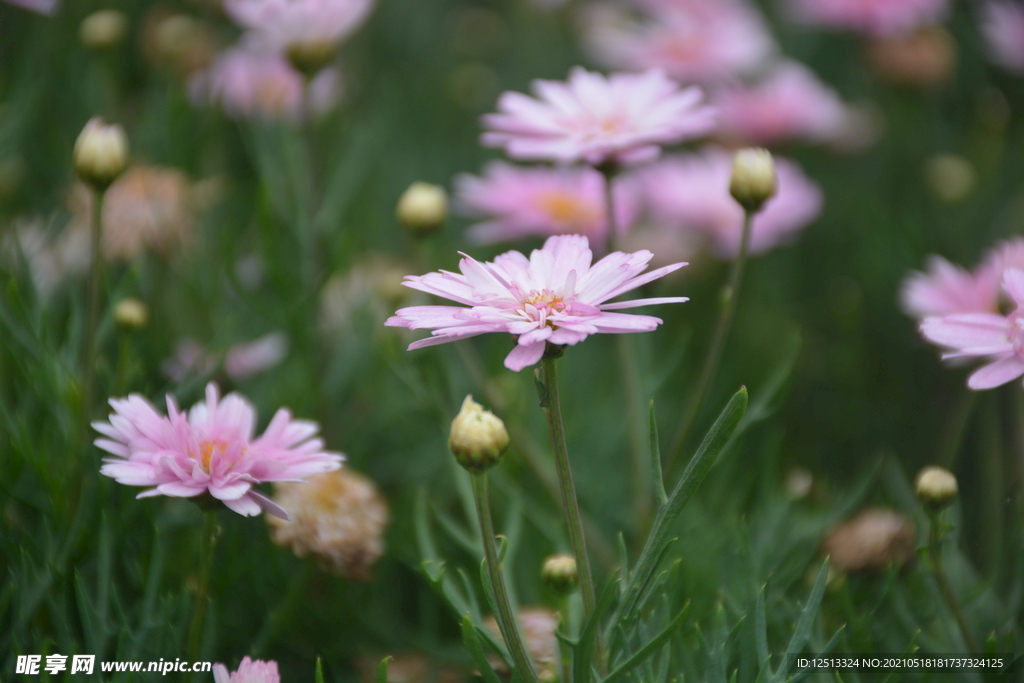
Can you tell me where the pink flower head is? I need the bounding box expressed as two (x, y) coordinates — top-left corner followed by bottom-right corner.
(454, 162), (639, 247)
(94, 383), (343, 518)
(3, 0), (58, 14)
(213, 657), (280, 683)
(481, 67), (717, 166)
(384, 235), (688, 371)
(641, 147), (823, 258)
(223, 0), (374, 51)
(787, 0), (949, 37)
(714, 61), (854, 146)
(583, 0), (776, 84)
(900, 256), (1001, 320)
(920, 269), (1024, 390)
(980, 2), (1024, 74)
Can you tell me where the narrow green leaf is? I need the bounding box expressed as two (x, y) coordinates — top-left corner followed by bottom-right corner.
(573, 569), (620, 683)
(784, 559), (830, 661)
(601, 603), (690, 683)
(617, 533), (629, 599)
(649, 400), (668, 509)
(462, 615), (504, 683)
(315, 658), (325, 683)
(791, 626), (844, 683)
(376, 656), (390, 683)
(755, 585), (768, 669)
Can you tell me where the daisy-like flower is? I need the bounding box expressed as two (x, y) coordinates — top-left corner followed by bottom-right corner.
(385, 234), (687, 371)
(3, 0), (58, 15)
(94, 383), (343, 518)
(900, 256), (1000, 320)
(920, 269), (1024, 390)
(454, 162), (639, 246)
(481, 67), (717, 166)
(213, 657), (279, 683)
(223, 0), (374, 53)
(787, 0), (949, 38)
(980, 2), (1024, 74)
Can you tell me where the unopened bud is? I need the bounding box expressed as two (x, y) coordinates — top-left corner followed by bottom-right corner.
(285, 39), (337, 77)
(113, 298), (148, 329)
(729, 148), (777, 212)
(915, 466), (958, 510)
(80, 10), (128, 50)
(448, 395), (509, 471)
(73, 118), (129, 189)
(396, 182), (448, 236)
(541, 554), (578, 594)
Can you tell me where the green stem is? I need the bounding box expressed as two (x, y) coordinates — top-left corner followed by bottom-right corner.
(81, 188), (105, 437)
(471, 473), (541, 683)
(666, 209), (754, 472)
(186, 511), (219, 666)
(926, 511), (980, 655)
(539, 355), (597, 621)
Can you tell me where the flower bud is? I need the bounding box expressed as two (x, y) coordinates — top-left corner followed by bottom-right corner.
(729, 148), (777, 212)
(80, 10), (128, 51)
(285, 39), (337, 78)
(915, 466), (958, 510)
(541, 554), (578, 594)
(396, 182), (447, 236)
(113, 298), (148, 330)
(73, 118), (129, 189)
(448, 395), (509, 471)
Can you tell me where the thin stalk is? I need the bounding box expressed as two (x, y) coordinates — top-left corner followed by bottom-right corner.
(81, 187), (106, 436)
(926, 511), (980, 655)
(471, 472), (541, 683)
(666, 209), (754, 472)
(186, 511), (219, 666)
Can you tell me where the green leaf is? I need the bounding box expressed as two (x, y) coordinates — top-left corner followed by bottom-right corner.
(601, 602), (690, 683)
(573, 569), (620, 683)
(783, 559), (830, 662)
(315, 658), (325, 683)
(791, 626), (844, 683)
(755, 585), (768, 669)
(376, 656), (391, 683)
(462, 615), (504, 683)
(649, 400), (667, 510)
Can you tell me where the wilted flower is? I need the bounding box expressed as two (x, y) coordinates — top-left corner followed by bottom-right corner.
(268, 468), (388, 579)
(319, 255), (413, 334)
(900, 255), (1000, 320)
(484, 608), (559, 680)
(385, 234), (688, 371)
(481, 67), (716, 166)
(73, 118), (129, 189)
(979, 2), (1024, 74)
(641, 147), (822, 258)
(822, 507), (917, 573)
(1, 216), (90, 298)
(867, 25), (956, 88)
(213, 657), (280, 683)
(454, 162), (639, 246)
(396, 182), (448, 235)
(223, 0), (374, 54)
(915, 466), (958, 510)
(142, 12), (218, 78)
(787, 0), (949, 37)
(94, 382), (343, 518)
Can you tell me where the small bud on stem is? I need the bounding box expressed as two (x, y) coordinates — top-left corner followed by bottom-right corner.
(541, 554), (578, 594)
(729, 148), (777, 212)
(396, 182), (448, 236)
(915, 466), (958, 510)
(449, 395), (510, 471)
(74, 118), (129, 190)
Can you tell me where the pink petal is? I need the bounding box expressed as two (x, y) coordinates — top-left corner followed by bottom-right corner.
(504, 341), (546, 371)
(968, 355), (1024, 390)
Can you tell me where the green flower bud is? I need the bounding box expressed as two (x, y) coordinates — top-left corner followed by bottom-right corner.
(915, 466), (958, 510)
(541, 554), (578, 594)
(396, 182), (448, 236)
(73, 118), (129, 190)
(729, 148), (777, 212)
(113, 298), (148, 330)
(448, 395), (509, 471)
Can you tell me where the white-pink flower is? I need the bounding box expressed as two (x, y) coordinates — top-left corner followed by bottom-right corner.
(213, 657), (280, 683)
(385, 235), (688, 371)
(980, 2), (1024, 73)
(641, 147), (823, 258)
(921, 269), (1024, 390)
(900, 256), (1001, 320)
(223, 0), (374, 51)
(481, 67), (717, 166)
(787, 0), (949, 38)
(94, 383), (343, 518)
(2, 0), (58, 14)
(454, 162), (639, 247)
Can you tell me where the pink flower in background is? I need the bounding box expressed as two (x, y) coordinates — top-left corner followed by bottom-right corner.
(583, 0), (776, 84)
(900, 256), (1000, 320)
(223, 0), (374, 51)
(94, 383), (343, 518)
(454, 162), (639, 246)
(2, 0), (58, 15)
(481, 67), (717, 166)
(162, 333), (290, 382)
(980, 2), (1024, 73)
(920, 269), (1024, 390)
(385, 235), (688, 371)
(641, 147), (823, 258)
(787, 0), (949, 37)
(714, 62), (854, 146)
(214, 657), (280, 683)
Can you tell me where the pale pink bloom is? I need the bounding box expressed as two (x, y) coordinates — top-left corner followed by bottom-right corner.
(2, 0), (58, 15)
(213, 657), (280, 683)
(920, 269), (1024, 390)
(481, 67), (717, 166)
(985, 237), (1024, 275)
(900, 256), (1000, 320)
(714, 62), (854, 146)
(583, 0), (775, 84)
(223, 0), (373, 51)
(162, 334), (289, 382)
(641, 147), (823, 258)
(454, 162), (639, 247)
(94, 383), (342, 518)
(787, 0), (949, 38)
(385, 234), (688, 371)
(980, 2), (1024, 73)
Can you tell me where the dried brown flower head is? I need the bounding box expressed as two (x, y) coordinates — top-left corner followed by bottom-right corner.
(822, 507), (917, 574)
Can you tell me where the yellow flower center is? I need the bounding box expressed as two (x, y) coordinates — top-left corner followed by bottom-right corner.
(196, 439), (228, 473)
(523, 289), (568, 314)
(536, 192), (599, 230)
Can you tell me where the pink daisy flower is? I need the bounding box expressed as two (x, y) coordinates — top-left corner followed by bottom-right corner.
(2, 0), (58, 14)
(93, 383), (343, 518)
(921, 269), (1024, 390)
(384, 234), (688, 371)
(223, 0), (374, 52)
(454, 162), (639, 247)
(787, 0), (949, 38)
(481, 67), (717, 166)
(980, 2), (1024, 74)
(214, 657), (280, 683)
(641, 147), (823, 258)
(900, 256), (1001, 320)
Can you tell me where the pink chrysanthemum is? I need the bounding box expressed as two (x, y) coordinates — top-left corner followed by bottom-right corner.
(94, 383), (343, 518)
(223, 0), (374, 52)
(980, 2), (1024, 74)
(384, 235), (688, 371)
(900, 256), (1000, 320)
(481, 67), (717, 166)
(641, 147), (823, 258)
(3, 0), (57, 14)
(213, 657), (280, 683)
(787, 0), (949, 38)
(921, 269), (1024, 390)
(454, 162), (639, 247)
